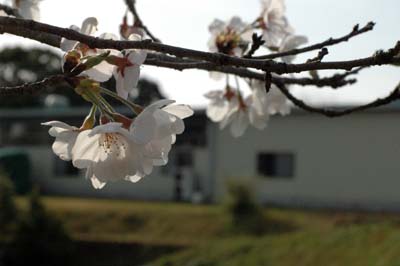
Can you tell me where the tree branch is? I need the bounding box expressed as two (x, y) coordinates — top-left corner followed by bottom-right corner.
(273, 78), (400, 117)
(0, 75), (66, 96)
(124, 0), (161, 42)
(146, 53), (359, 88)
(254, 22), (376, 60)
(1, 17), (398, 74)
(0, 4), (22, 18)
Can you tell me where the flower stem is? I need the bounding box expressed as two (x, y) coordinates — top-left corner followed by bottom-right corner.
(84, 90), (114, 120)
(96, 93), (116, 114)
(99, 87), (142, 115)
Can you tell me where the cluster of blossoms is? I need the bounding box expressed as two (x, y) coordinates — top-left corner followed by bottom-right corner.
(41, 17), (193, 188)
(42, 100), (193, 189)
(205, 0), (308, 137)
(4, 0), (307, 186)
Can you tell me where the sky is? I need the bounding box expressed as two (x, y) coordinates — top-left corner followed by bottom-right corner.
(0, 0), (399, 107)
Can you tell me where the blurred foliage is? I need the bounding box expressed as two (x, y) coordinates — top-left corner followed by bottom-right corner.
(224, 181), (265, 235)
(0, 172), (18, 231)
(8, 196), (400, 266)
(0, 149), (32, 194)
(2, 188), (75, 266)
(0, 47), (164, 108)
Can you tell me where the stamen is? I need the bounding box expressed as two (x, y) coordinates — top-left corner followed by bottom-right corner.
(99, 133), (127, 157)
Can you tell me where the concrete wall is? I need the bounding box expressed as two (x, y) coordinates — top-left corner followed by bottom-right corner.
(213, 111), (400, 210)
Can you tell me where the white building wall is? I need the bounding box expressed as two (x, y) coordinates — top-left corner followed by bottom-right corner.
(21, 146), (175, 201)
(213, 111), (400, 210)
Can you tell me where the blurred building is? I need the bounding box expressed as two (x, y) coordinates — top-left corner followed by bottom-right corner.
(1, 105), (400, 211)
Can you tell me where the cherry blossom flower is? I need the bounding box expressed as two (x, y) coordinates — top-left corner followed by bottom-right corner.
(204, 86), (237, 122)
(43, 100), (193, 189)
(252, 80), (291, 116)
(258, 0), (293, 47)
(71, 122), (151, 189)
(109, 34), (147, 99)
(221, 95), (269, 138)
(208, 16), (251, 57)
(60, 18), (118, 82)
(12, 0), (41, 21)
(247, 35), (306, 116)
(207, 17), (251, 80)
(207, 86), (269, 138)
(131, 100), (194, 166)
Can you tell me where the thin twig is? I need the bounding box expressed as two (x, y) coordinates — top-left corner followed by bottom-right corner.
(307, 48), (329, 63)
(124, 0), (161, 42)
(0, 4), (22, 18)
(0, 75), (66, 96)
(243, 33), (265, 58)
(255, 22), (376, 60)
(273, 78), (400, 117)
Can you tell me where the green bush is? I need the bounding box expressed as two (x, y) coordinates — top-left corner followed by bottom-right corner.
(2, 187), (75, 266)
(224, 181), (265, 235)
(0, 173), (17, 231)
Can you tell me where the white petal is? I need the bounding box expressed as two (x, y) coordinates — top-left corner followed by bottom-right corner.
(127, 34), (143, 41)
(206, 101), (229, 122)
(91, 177), (106, 189)
(230, 111), (249, 138)
(123, 65), (141, 92)
(162, 104), (194, 119)
(128, 50), (147, 65)
(153, 109), (184, 137)
(228, 16), (245, 31)
(81, 17), (98, 36)
(72, 130), (101, 168)
(85, 61), (114, 82)
(115, 72), (129, 100)
(41, 121), (76, 130)
(19, 1), (40, 20)
(52, 131), (79, 161)
(209, 71), (224, 81)
(126, 174), (143, 183)
(146, 99), (176, 110)
(204, 90), (224, 100)
(131, 111), (157, 145)
(99, 32), (118, 40)
(89, 170), (107, 189)
(209, 19), (225, 34)
(249, 107), (268, 130)
(88, 122), (124, 136)
(281, 35), (308, 51)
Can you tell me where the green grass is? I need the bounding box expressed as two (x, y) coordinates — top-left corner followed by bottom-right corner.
(11, 197), (400, 266)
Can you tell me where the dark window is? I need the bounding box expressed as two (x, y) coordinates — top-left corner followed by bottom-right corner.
(257, 152), (295, 178)
(54, 157), (79, 177)
(176, 151), (193, 167)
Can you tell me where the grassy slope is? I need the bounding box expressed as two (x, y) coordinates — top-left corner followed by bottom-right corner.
(14, 197), (400, 266)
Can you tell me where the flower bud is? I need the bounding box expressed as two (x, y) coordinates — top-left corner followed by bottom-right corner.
(80, 105), (97, 130)
(63, 50), (82, 73)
